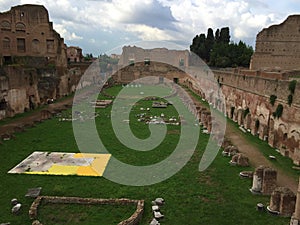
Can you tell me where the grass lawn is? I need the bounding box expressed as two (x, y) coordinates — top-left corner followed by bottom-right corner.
(0, 85), (292, 225)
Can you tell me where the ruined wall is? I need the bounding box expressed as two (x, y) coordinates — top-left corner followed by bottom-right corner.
(0, 5), (84, 119)
(67, 46), (83, 63)
(119, 46), (189, 68)
(0, 4), (67, 67)
(250, 15), (300, 71)
(185, 68), (300, 165)
(113, 61), (187, 84)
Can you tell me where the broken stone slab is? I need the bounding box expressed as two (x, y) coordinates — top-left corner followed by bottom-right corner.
(154, 211), (164, 219)
(25, 187), (42, 198)
(150, 218), (160, 225)
(152, 205), (160, 211)
(11, 203), (21, 215)
(11, 198), (18, 206)
(154, 198), (165, 206)
(239, 171), (253, 179)
(256, 203), (265, 211)
(32, 220), (43, 225)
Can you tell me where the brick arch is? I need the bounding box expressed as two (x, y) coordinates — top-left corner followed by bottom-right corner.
(289, 130), (300, 153)
(1, 20), (11, 30)
(16, 22), (26, 31)
(277, 123), (288, 148)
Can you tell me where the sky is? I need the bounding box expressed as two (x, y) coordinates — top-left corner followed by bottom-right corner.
(0, 0), (299, 55)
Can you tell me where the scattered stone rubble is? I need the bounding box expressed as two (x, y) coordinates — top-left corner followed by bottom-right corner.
(150, 198), (165, 224)
(11, 198), (21, 215)
(222, 145), (239, 157)
(230, 153), (249, 167)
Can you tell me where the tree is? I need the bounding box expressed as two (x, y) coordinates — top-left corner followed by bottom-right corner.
(190, 27), (253, 68)
(204, 28), (214, 61)
(220, 27), (230, 44)
(215, 29), (220, 43)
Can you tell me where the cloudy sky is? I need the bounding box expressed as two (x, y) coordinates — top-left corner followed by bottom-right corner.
(0, 0), (299, 55)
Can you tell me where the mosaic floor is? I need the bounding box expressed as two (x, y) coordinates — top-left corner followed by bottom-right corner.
(8, 151), (111, 177)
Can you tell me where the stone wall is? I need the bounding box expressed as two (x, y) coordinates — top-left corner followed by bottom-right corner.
(0, 4), (85, 120)
(119, 46), (189, 68)
(250, 15), (300, 71)
(67, 46), (83, 63)
(0, 4), (67, 67)
(113, 61), (188, 84)
(29, 196), (144, 225)
(184, 68), (300, 165)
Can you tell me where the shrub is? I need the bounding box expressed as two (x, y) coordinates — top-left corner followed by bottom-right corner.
(273, 104), (284, 118)
(289, 80), (297, 94)
(269, 95), (277, 106)
(288, 94), (293, 106)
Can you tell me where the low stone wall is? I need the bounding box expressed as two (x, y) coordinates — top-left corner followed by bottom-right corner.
(29, 196), (144, 225)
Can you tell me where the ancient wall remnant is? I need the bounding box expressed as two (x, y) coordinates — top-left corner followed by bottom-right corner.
(118, 46), (189, 68)
(250, 166), (277, 195)
(185, 66), (300, 165)
(0, 4), (67, 67)
(268, 187), (296, 216)
(0, 4), (84, 119)
(113, 61), (188, 84)
(29, 196), (144, 225)
(67, 46), (83, 63)
(250, 15), (300, 71)
(291, 179), (300, 225)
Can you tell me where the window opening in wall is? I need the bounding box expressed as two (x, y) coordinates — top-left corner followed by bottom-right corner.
(3, 37), (10, 50)
(179, 58), (184, 67)
(144, 58), (150, 65)
(16, 22), (26, 32)
(3, 56), (12, 64)
(32, 39), (40, 53)
(17, 38), (26, 52)
(1, 21), (11, 31)
(129, 59), (135, 66)
(46, 39), (54, 53)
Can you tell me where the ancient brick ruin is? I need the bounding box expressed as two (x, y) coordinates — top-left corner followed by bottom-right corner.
(268, 187), (296, 216)
(118, 46), (189, 68)
(67, 46), (83, 63)
(0, 4), (66, 66)
(0, 5), (83, 119)
(291, 179), (300, 225)
(250, 15), (300, 71)
(250, 166), (277, 195)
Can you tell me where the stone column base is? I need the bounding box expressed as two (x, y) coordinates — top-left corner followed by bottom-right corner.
(290, 217), (300, 225)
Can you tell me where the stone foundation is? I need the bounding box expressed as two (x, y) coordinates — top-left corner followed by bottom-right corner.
(29, 196), (144, 225)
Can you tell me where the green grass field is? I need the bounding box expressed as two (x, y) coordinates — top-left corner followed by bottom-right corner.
(0, 85), (293, 224)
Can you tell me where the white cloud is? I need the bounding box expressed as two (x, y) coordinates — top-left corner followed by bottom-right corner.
(125, 24), (175, 41)
(0, 0), (299, 54)
(54, 24), (83, 41)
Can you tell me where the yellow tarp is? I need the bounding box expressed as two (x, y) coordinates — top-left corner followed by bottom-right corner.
(14, 152), (111, 177)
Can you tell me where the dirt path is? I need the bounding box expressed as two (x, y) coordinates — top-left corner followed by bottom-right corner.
(225, 124), (298, 193)
(188, 92), (298, 193)
(0, 97), (74, 137)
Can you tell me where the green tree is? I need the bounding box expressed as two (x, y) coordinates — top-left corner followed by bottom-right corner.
(220, 27), (230, 44)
